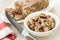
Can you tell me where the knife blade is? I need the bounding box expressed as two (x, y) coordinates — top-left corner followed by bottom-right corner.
(6, 13), (23, 33)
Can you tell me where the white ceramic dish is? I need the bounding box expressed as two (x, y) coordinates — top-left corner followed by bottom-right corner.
(24, 11), (60, 37)
(0, 0), (55, 23)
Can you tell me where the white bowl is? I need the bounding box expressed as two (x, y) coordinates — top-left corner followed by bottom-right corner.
(0, 0), (55, 23)
(24, 11), (60, 37)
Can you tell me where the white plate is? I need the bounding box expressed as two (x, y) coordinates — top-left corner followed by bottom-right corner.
(0, 0), (55, 23)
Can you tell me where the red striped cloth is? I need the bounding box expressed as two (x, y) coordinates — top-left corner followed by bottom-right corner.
(0, 21), (16, 40)
(0, 34), (16, 40)
(0, 22), (7, 30)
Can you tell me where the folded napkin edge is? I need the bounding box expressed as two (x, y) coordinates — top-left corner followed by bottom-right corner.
(0, 27), (13, 39)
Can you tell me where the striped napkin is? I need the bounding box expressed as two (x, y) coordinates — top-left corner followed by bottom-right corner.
(0, 20), (16, 40)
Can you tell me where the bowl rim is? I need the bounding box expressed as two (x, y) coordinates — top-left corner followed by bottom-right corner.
(24, 11), (60, 34)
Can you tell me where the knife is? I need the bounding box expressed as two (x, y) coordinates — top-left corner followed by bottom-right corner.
(6, 13), (34, 40)
(6, 13), (23, 33)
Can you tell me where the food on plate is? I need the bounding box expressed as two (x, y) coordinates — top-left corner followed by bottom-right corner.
(5, 8), (17, 17)
(5, 8), (25, 20)
(27, 14), (55, 32)
(5, 0), (49, 21)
